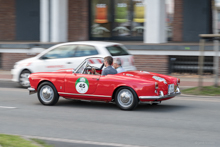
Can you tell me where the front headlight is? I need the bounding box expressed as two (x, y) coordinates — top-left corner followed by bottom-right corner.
(13, 63), (18, 69)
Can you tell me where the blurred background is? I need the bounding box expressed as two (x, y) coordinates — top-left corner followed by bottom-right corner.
(0, 0), (220, 80)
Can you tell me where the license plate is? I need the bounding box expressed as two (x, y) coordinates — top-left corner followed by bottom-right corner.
(168, 84), (174, 95)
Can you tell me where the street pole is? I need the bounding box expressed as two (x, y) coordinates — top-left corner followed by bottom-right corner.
(198, 39), (205, 91)
(213, 1), (219, 87)
(199, 34), (220, 88)
(214, 40), (219, 87)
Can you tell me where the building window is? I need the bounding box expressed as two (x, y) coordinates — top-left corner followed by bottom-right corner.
(112, 0), (145, 37)
(90, 0), (174, 41)
(113, 0), (131, 37)
(132, 1), (145, 37)
(91, 0), (111, 38)
(166, 0), (174, 41)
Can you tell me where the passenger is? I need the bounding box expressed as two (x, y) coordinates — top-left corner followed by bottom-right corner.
(92, 56), (117, 75)
(113, 58), (125, 73)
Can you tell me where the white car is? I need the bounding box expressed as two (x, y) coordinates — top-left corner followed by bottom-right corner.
(11, 41), (136, 87)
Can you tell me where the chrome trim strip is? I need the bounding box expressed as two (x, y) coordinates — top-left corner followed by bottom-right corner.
(139, 96), (162, 99)
(28, 87), (35, 91)
(58, 92), (111, 98)
(28, 87), (37, 95)
(139, 88), (181, 100)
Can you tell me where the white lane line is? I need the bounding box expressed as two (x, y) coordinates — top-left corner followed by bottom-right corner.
(22, 135), (147, 147)
(0, 106), (16, 109)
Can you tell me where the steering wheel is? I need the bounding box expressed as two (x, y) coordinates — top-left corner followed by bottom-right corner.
(83, 65), (95, 74)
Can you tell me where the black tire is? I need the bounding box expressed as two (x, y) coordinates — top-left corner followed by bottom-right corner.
(115, 87), (138, 110)
(37, 82), (59, 105)
(19, 70), (31, 88)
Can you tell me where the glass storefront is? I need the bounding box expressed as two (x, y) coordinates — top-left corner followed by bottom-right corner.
(91, 0), (111, 38)
(90, 0), (174, 41)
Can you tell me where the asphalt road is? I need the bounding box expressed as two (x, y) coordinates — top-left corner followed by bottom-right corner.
(0, 84), (220, 147)
(0, 80), (21, 88)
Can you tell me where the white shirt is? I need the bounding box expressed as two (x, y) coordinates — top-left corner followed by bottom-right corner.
(116, 66), (125, 73)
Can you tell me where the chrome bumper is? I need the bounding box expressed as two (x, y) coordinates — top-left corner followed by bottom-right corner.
(139, 87), (181, 100)
(28, 87), (36, 95)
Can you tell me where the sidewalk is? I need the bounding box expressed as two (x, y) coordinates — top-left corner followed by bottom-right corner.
(0, 70), (220, 89)
(174, 74), (220, 89)
(0, 70), (12, 80)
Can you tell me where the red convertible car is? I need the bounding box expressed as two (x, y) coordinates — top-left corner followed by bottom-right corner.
(28, 57), (181, 110)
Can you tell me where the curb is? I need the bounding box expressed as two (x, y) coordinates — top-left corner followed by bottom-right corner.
(7, 133), (147, 147)
(21, 136), (44, 147)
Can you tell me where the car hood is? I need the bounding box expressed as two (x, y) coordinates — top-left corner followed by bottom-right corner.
(16, 57), (37, 64)
(117, 71), (177, 85)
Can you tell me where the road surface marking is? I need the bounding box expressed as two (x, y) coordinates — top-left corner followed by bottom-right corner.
(0, 106), (16, 109)
(22, 135), (147, 147)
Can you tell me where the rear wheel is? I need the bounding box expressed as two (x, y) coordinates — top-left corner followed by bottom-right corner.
(19, 70), (31, 88)
(37, 82), (59, 105)
(115, 87), (138, 110)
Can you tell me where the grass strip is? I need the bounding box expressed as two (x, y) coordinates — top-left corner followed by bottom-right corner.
(182, 86), (220, 96)
(0, 134), (39, 147)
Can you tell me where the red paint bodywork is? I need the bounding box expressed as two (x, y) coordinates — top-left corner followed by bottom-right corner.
(29, 70), (179, 102)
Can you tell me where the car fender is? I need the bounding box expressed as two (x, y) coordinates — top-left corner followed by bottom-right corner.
(111, 84), (138, 101)
(29, 73), (66, 93)
(111, 81), (156, 98)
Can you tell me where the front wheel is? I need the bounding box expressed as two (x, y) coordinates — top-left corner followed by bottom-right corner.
(19, 70), (31, 88)
(37, 82), (59, 105)
(115, 87), (138, 110)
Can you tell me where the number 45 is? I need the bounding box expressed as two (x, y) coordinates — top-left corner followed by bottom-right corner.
(79, 83), (85, 88)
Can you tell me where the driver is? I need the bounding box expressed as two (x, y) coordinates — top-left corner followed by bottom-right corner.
(92, 56), (117, 75)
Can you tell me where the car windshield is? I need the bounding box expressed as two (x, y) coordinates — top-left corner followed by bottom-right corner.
(75, 58), (104, 74)
(106, 45), (129, 56)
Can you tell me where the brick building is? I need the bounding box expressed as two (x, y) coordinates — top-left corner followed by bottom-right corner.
(0, 0), (219, 76)
(0, 0), (213, 43)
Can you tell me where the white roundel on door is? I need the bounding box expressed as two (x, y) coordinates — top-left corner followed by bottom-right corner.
(75, 77), (89, 93)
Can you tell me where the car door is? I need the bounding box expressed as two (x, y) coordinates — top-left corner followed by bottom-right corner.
(34, 45), (78, 72)
(65, 73), (100, 95)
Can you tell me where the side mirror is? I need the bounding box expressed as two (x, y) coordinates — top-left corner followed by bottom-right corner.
(39, 56), (48, 60)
